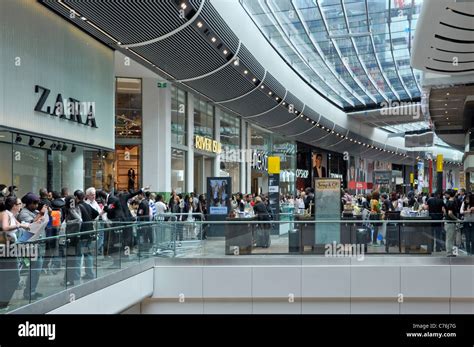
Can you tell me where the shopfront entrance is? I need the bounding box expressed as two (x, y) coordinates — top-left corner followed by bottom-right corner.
(194, 154), (214, 195)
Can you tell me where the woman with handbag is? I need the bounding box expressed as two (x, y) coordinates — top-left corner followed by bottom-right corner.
(460, 193), (474, 255)
(0, 197), (27, 308)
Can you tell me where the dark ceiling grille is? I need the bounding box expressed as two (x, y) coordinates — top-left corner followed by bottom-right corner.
(253, 107), (299, 128)
(224, 89), (277, 117)
(237, 45), (265, 82)
(63, 0), (187, 44)
(185, 65), (255, 102)
(132, 26), (226, 80)
(261, 73), (286, 102)
(198, 0), (239, 53)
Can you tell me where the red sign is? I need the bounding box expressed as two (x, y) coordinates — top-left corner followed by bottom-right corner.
(348, 181), (368, 189)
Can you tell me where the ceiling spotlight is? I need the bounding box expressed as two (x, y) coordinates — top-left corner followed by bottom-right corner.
(244, 70), (248, 74)
(282, 102), (286, 105)
(80, 16), (87, 21)
(306, 117), (310, 121)
(275, 97), (279, 101)
(268, 91), (272, 95)
(322, 126), (326, 130)
(71, 145), (77, 153)
(117, 42), (121, 45)
(180, 3), (187, 10)
(260, 85), (265, 89)
(211, 37), (216, 43)
(445, 111), (448, 114)
(233, 60), (239, 66)
(38, 139), (45, 147)
(197, 21), (203, 28)
(295, 110), (298, 114)
(300, 114), (304, 118)
(15, 134), (22, 143)
(252, 78), (257, 82)
(223, 49), (228, 54)
(332, 131), (335, 134)
(444, 103), (447, 106)
(28, 137), (35, 146)
(446, 92), (450, 96)
(312, 121), (315, 124)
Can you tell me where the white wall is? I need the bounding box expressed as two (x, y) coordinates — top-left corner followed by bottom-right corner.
(142, 78), (171, 192)
(141, 263), (474, 314)
(48, 270), (153, 314)
(0, 0), (114, 149)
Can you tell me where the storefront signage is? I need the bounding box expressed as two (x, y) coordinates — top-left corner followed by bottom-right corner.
(374, 171), (391, 185)
(267, 156), (280, 174)
(436, 154), (443, 172)
(296, 169), (309, 178)
(348, 181), (368, 190)
(251, 150), (268, 172)
(34, 85), (98, 128)
(194, 135), (221, 154)
(315, 179), (340, 191)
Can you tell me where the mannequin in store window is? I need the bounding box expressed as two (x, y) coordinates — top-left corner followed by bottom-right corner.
(128, 168), (136, 191)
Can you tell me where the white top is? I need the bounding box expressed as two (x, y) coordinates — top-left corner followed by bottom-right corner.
(5, 210), (18, 242)
(460, 202), (474, 222)
(155, 201), (168, 215)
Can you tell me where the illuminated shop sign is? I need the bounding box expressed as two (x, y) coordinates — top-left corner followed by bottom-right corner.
(194, 135), (221, 154)
(251, 150), (268, 172)
(34, 85), (97, 128)
(296, 169), (309, 178)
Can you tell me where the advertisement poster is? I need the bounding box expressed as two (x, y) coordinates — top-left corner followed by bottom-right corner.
(315, 178), (341, 246)
(417, 161), (424, 193)
(312, 151), (328, 188)
(207, 177), (231, 215)
(348, 156), (368, 190)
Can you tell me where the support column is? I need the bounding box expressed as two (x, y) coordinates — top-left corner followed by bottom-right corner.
(142, 78), (171, 193)
(214, 107), (221, 177)
(187, 93), (195, 193)
(246, 121), (252, 194)
(239, 117), (246, 193)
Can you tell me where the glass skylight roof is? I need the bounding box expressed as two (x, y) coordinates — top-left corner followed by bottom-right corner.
(241, 0), (423, 111)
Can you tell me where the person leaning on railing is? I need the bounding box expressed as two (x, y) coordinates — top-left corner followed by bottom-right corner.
(0, 197), (23, 309)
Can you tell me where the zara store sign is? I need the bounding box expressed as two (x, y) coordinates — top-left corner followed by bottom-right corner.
(34, 85), (98, 128)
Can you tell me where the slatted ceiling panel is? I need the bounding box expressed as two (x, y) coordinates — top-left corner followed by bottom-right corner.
(254, 107), (298, 127)
(40, 1), (115, 45)
(303, 106), (319, 120)
(64, 1), (187, 44)
(277, 118), (312, 136)
(317, 117), (334, 130)
(282, 91), (304, 113)
(261, 73), (286, 101)
(198, 0), (240, 53)
(333, 124), (347, 136)
(298, 127), (327, 143)
(132, 27), (226, 80)
(238, 45), (266, 81)
(224, 89), (277, 117)
(185, 65), (255, 102)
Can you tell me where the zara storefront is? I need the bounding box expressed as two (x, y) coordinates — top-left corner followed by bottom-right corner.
(0, 0), (115, 198)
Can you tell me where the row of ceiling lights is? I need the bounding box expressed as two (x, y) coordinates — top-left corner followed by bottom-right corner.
(15, 133), (76, 152)
(182, 0), (410, 159)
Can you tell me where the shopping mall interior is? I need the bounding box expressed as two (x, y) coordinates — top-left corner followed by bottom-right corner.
(0, 0), (473, 333)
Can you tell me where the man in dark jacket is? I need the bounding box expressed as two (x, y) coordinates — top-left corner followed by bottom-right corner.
(137, 192), (152, 254)
(253, 196), (271, 248)
(104, 188), (145, 262)
(74, 190), (99, 279)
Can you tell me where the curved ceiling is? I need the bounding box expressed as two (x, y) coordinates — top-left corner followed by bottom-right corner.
(411, 0), (474, 75)
(242, 0), (423, 111)
(40, 0), (463, 165)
